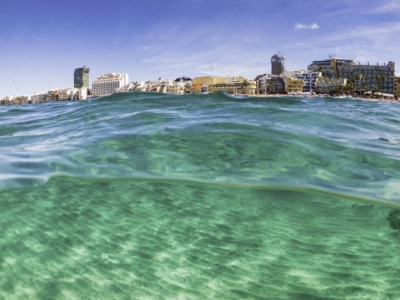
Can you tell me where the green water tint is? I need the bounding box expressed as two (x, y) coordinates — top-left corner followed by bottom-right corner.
(1, 92), (400, 206)
(1, 93), (400, 298)
(1, 178), (400, 299)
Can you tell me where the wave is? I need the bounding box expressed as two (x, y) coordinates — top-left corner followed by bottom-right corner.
(1, 91), (400, 206)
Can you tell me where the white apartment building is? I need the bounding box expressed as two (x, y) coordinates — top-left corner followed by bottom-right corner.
(114, 77), (192, 94)
(92, 73), (129, 96)
(293, 71), (321, 93)
(281, 70), (321, 93)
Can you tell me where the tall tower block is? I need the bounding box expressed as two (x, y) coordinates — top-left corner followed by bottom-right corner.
(74, 66), (90, 88)
(271, 55), (284, 75)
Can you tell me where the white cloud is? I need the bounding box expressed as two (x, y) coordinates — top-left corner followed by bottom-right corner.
(286, 22), (400, 71)
(295, 23), (319, 30)
(369, 0), (400, 13)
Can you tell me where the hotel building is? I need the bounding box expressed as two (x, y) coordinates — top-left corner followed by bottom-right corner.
(92, 73), (129, 97)
(316, 77), (347, 94)
(191, 76), (228, 93)
(308, 57), (395, 94)
(191, 76), (256, 94)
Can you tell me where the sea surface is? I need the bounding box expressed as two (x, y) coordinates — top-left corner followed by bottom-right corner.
(1, 92), (400, 299)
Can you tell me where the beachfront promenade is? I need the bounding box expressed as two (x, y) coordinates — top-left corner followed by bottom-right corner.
(1, 55), (399, 105)
(1, 91), (399, 107)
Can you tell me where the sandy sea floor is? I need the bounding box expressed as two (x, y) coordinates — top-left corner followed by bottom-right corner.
(0, 179), (400, 299)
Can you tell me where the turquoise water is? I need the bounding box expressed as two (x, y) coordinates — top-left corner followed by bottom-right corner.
(1, 92), (400, 299)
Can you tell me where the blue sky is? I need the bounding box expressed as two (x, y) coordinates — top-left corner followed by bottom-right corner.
(1, 0), (399, 96)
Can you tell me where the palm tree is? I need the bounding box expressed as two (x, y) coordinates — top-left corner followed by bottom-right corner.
(381, 75), (387, 93)
(343, 82), (348, 95)
(355, 74), (364, 96)
(184, 83), (191, 94)
(339, 84), (344, 94)
(334, 84), (340, 92)
(268, 81), (275, 94)
(344, 80), (354, 95)
(355, 74), (360, 85)
(373, 85), (379, 98)
(242, 79), (249, 95)
(255, 78), (259, 95)
(364, 85), (371, 98)
(376, 75), (382, 94)
(359, 73), (365, 96)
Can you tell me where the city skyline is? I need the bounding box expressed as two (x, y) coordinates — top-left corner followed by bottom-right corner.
(1, 0), (399, 96)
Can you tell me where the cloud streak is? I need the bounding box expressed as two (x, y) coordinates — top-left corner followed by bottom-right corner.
(369, 0), (400, 14)
(295, 23), (319, 30)
(283, 21), (400, 73)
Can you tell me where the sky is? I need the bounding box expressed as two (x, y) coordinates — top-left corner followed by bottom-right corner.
(1, 0), (399, 96)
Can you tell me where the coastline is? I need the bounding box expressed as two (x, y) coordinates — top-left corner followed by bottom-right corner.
(247, 93), (400, 103)
(1, 92), (399, 107)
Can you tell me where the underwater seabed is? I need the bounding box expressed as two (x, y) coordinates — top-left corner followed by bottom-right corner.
(0, 178), (399, 299)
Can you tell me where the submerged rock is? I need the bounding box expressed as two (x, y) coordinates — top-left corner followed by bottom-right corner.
(387, 210), (400, 230)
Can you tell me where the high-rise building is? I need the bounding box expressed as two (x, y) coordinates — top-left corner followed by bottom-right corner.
(91, 73), (129, 97)
(308, 57), (395, 94)
(271, 54), (285, 75)
(74, 66), (90, 88)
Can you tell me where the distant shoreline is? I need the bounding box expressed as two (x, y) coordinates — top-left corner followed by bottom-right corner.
(246, 93), (400, 103)
(1, 92), (399, 107)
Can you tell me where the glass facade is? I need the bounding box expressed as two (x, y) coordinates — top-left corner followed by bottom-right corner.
(271, 55), (284, 75)
(74, 67), (90, 88)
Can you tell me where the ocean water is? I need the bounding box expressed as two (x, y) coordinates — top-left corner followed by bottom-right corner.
(1, 92), (400, 299)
